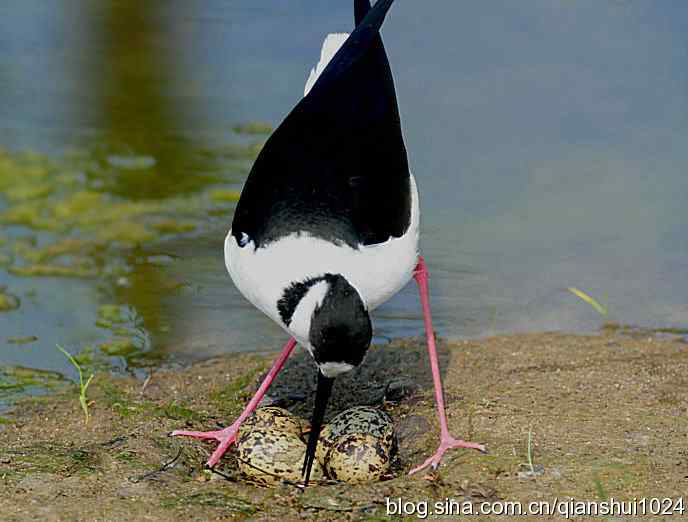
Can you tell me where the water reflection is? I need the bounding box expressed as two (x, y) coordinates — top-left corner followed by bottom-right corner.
(1, 1), (688, 404)
(0, 1), (266, 397)
(94, 1), (195, 199)
(87, 0), (246, 365)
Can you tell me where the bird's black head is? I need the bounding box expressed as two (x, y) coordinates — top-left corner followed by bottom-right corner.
(308, 273), (372, 377)
(291, 274), (372, 486)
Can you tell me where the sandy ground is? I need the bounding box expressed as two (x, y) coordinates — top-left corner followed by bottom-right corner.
(0, 330), (686, 521)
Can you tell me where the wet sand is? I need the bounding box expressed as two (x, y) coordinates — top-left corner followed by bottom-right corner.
(1, 330), (686, 521)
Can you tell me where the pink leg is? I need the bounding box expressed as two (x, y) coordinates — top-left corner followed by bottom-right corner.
(171, 337), (297, 468)
(409, 256), (486, 475)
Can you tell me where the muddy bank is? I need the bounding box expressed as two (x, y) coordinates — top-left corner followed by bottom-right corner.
(0, 331), (686, 521)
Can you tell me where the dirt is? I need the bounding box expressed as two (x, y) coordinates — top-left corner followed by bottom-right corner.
(0, 330), (686, 521)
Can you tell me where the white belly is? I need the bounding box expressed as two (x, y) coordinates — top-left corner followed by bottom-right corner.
(225, 173), (420, 330)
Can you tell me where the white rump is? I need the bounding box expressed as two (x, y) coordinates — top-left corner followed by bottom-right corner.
(304, 33), (349, 96)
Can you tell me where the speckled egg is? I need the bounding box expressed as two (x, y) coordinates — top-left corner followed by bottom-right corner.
(317, 406), (394, 462)
(317, 406), (397, 483)
(236, 407), (321, 485)
(236, 425), (324, 486)
(324, 432), (395, 483)
(237, 407), (304, 443)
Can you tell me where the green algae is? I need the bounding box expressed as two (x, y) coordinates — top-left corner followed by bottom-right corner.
(0, 131), (260, 407)
(97, 380), (129, 407)
(4, 182), (54, 202)
(1, 201), (58, 230)
(161, 491), (256, 513)
(0, 152), (51, 199)
(233, 121), (273, 135)
(602, 322), (688, 338)
(151, 219), (197, 234)
(9, 263), (98, 278)
(96, 221), (156, 244)
(52, 190), (105, 221)
(0, 253), (12, 267)
(7, 336), (39, 345)
(587, 459), (650, 498)
(212, 141), (265, 160)
(66, 346), (111, 375)
(95, 379), (205, 423)
(94, 305), (149, 361)
(100, 338), (139, 357)
(209, 364), (265, 415)
(112, 450), (148, 470)
(111, 326), (134, 336)
(83, 200), (167, 227)
(210, 188), (242, 203)
(14, 238), (101, 264)
(0, 366), (68, 401)
(0, 288), (20, 311)
(106, 154), (156, 170)
(96, 304), (128, 326)
(3, 442), (102, 475)
(0, 334), (686, 520)
(97, 381), (143, 418)
(155, 401), (205, 422)
(10, 235), (37, 253)
(0, 141), (250, 286)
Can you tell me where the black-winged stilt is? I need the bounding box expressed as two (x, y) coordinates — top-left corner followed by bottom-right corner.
(172, 0), (485, 485)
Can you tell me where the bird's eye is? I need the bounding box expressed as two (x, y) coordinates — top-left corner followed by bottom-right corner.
(238, 232), (250, 247)
(348, 176), (364, 187)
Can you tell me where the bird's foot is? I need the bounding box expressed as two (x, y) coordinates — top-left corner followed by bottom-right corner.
(409, 434), (486, 475)
(170, 420), (241, 468)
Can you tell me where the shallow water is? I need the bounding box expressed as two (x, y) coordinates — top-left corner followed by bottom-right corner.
(1, 1), (687, 399)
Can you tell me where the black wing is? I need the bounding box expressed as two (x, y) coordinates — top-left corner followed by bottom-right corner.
(232, 0), (410, 249)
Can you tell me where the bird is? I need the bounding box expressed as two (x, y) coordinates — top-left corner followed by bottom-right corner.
(172, 0), (485, 485)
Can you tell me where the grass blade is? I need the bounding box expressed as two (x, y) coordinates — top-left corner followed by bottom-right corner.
(57, 344), (95, 424)
(567, 287), (608, 316)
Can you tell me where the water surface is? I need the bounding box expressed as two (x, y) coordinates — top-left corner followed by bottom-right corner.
(1, 1), (687, 395)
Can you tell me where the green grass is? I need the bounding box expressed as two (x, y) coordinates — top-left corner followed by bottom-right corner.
(527, 427), (535, 474)
(567, 287), (608, 316)
(517, 427), (542, 478)
(594, 475), (608, 500)
(209, 363), (265, 414)
(161, 491), (256, 513)
(57, 344), (95, 424)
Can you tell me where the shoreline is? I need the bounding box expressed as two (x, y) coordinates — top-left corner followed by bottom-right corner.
(1, 330), (686, 520)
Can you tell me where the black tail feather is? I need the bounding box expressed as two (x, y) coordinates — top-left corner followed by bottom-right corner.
(305, 0), (395, 97)
(231, 0), (408, 250)
(302, 372), (334, 486)
(354, 0), (372, 26)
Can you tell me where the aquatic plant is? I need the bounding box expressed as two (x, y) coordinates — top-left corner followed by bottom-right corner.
(56, 345), (95, 424)
(233, 121), (273, 135)
(0, 126), (263, 400)
(567, 287), (608, 316)
(0, 287), (20, 312)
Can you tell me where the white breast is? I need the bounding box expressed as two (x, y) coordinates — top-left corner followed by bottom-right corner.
(225, 173), (420, 336)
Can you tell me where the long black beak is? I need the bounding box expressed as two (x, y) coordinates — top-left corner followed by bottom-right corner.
(302, 371), (334, 486)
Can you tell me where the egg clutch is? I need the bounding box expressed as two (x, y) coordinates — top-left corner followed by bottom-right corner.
(235, 406), (397, 485)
